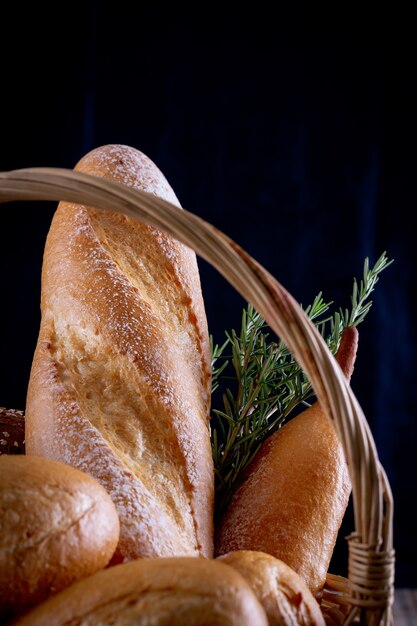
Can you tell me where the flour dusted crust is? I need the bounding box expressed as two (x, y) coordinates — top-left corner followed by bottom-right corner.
(26, 145), (214, 561)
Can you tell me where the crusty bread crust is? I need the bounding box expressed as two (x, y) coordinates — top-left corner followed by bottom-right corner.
(14, 557), (268, 626)
(0, 407), (25, 455)
(215, 404), (351, 595)
(0, 455), (119, 620)
(217, 550), (325, 626)
(215, 329), (358, 596)
(26, 145), (214, 561)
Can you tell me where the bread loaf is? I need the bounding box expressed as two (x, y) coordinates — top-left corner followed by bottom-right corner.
(0, 407), (25, 454)
(25, 144), (214, 562)
(216, 327), (358, 595)
(14, 557), (268, 626)
(217, 551), (325, 626)
(0, 455), (119, 621)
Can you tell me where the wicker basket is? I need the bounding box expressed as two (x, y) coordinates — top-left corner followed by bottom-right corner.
(0, 167), (395, 626)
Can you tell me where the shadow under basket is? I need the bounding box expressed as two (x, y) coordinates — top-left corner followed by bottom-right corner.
(0, 166), (395, 626)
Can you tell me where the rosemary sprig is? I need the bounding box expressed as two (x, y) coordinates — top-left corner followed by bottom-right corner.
(210, 336), (229, 394)
(210, 252), (392, 518)
(342, 253), (393, 327)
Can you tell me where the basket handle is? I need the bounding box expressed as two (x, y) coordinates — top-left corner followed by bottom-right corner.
(0, 167), (395, 625)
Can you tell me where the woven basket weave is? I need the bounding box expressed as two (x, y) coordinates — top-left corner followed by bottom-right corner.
(0, 167), (395, 626)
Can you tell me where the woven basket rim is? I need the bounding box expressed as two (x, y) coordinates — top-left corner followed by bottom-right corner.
(0, 166), (395, 626)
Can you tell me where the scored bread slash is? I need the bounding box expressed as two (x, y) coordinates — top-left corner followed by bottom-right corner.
(0, 408), (25, 455)
(25, 144), (214, 563)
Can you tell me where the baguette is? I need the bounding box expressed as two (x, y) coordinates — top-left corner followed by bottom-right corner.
(13, 557), (268, 626)
(25, 144), (214, 561)
(216, 327), (358, 595)
(0, 455), (119, 621)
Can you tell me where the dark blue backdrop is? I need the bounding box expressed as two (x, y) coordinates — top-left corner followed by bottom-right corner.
(1, 7), (415, 586)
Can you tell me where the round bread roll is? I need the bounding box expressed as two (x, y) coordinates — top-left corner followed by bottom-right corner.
(13, 557), (268, 626)
(0, 455), (119, 621)
(217, 551), (325, 626)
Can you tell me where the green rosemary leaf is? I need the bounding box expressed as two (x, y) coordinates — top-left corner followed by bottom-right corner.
(210, 336), (230, 394)
(345, 252), (393, 327)
(210, 252), (393, 519)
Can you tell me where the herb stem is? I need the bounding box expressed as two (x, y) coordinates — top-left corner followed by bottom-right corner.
(211, 252), (392, 519)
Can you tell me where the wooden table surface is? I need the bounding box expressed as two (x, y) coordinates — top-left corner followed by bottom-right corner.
(394, 590), (417, 625)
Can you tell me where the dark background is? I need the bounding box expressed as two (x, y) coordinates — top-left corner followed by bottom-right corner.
(1, 7), (416, 586)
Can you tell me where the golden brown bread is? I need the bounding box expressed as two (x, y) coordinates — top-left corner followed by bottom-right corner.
(0, 455), (119, 621)
(14, 557), (268, 626)
(217, 551), (325, 626)
(25, 144), (214, 562)
(215, 327), (358, 596)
